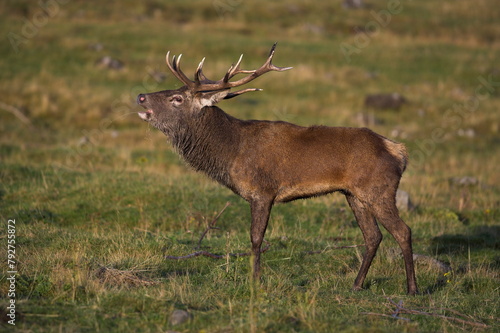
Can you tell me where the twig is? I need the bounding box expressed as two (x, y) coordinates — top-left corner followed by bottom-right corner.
(196, 201), (230, 249)
(303, 244), (365, 255)
(167, 241), (364, 260)
(368, 298), (490, 328)
(361, 312), (410, 321)
(0, 101), (32, 126)
(166, 239), (363, 260)
(166, 240), (271, 260)
(398, 308), (489, 328)
(167, 202), (273, 260)
(390, 300), (408, 320)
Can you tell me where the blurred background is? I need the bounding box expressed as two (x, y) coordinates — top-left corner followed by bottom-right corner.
(0, 1), (499, 331)
(1, 0), (498, 208)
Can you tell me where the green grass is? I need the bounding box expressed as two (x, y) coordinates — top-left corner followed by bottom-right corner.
(1, 0), (499, 332)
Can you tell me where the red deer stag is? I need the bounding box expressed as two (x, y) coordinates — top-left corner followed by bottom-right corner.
(137, 44), (418, 295)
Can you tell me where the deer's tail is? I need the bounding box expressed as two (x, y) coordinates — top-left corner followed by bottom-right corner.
(383, 138), (409, 175)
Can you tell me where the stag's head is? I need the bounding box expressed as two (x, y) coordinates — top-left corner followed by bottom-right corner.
(137, 43), (291, 134)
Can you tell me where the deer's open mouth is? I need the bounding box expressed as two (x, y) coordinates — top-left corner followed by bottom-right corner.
(138, 109), (153, 121)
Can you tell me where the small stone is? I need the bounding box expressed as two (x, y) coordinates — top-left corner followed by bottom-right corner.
(169, 309), (191, 326)
(413, 254), (451, 273)
(457, 128), (476, 138)
(387, 248), (451, 272)
(448, 176), (479, 187)
(390, 128), (407, 139)
(148, 69), (167, 83)
(78, 136), (91, 146)
(343, 0), (364, 9)
(303, 23), (324, 35)
(354, 112), (380, 127)
(96, 56), (124, 70)
(364, 93), (407, 110)
(88, 43), (104, 52)
(396, 189), (414, 212)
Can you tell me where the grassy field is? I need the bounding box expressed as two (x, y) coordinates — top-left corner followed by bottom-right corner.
(1, 0), (499, 332)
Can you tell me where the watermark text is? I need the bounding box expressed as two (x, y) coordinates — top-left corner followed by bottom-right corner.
(6, 219), (17, 326)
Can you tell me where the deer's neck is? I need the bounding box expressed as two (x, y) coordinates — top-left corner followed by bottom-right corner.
(171, 106), (241, 188)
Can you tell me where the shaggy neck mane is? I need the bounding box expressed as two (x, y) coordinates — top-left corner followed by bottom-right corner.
(170, 106), (240, 187)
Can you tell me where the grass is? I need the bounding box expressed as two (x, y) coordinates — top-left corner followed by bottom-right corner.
(1, 0), (499, 332)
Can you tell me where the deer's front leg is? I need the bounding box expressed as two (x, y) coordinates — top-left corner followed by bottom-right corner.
(250, 199), (273, 279)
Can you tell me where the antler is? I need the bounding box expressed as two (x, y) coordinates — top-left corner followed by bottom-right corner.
(165, 43), (292, 98)
(165, 53), (195, 89)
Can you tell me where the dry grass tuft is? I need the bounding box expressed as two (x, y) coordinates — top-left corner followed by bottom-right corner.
(95, 265), (158, 288)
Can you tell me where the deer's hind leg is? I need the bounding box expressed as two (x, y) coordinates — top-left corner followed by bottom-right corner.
(345, 194), (382, 291)
(370, 191), (418, 295)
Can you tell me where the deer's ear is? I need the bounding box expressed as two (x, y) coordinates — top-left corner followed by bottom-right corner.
(195, 90), (230, 107)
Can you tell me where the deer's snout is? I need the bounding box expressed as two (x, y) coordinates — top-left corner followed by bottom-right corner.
(137, 94), (147, 105)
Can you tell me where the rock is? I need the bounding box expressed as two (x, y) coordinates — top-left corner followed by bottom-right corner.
(303, 23), (324, 35)
(78, 136), (91, 146)
(387, 248), (451, 272)
(148, 69), (167, 83)
(396, 189), (414, 212)
(457, 128), (476, 138)
(364, 93), (407, 110)
(343, 0), (364, 9)
(88, 43), (104, 52)
(354, 112), (380, 127)
(96, 56), (124, 70)
(413, 254), (451, 273)
(390, 128), (408, 139)
(169, 309), (191, 326)
(448, 176), (479, 187)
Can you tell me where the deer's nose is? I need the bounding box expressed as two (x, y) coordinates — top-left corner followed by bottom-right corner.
(137, 94), (147, 105)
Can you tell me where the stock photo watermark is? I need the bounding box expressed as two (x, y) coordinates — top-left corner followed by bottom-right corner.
(213, 0), (242, 20)
(50, 65), (167, 178)
(410, 72), (499, 169)
(6, 219), (17, 326)
(340, 0), (412, 63)
(7, 0), (70, 53)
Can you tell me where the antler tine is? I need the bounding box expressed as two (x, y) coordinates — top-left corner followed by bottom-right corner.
(223, 88), (262, 100)
(224, 54), (255, 83)
(195, 57), (207, 85)
(267, 42), (279, 63)
(166, 51), (195, 88)
(261, 42), (293, 73)
(174, 54), (182, 70)
(165, 51), (175, 74)
(223, 43), (292, 88)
